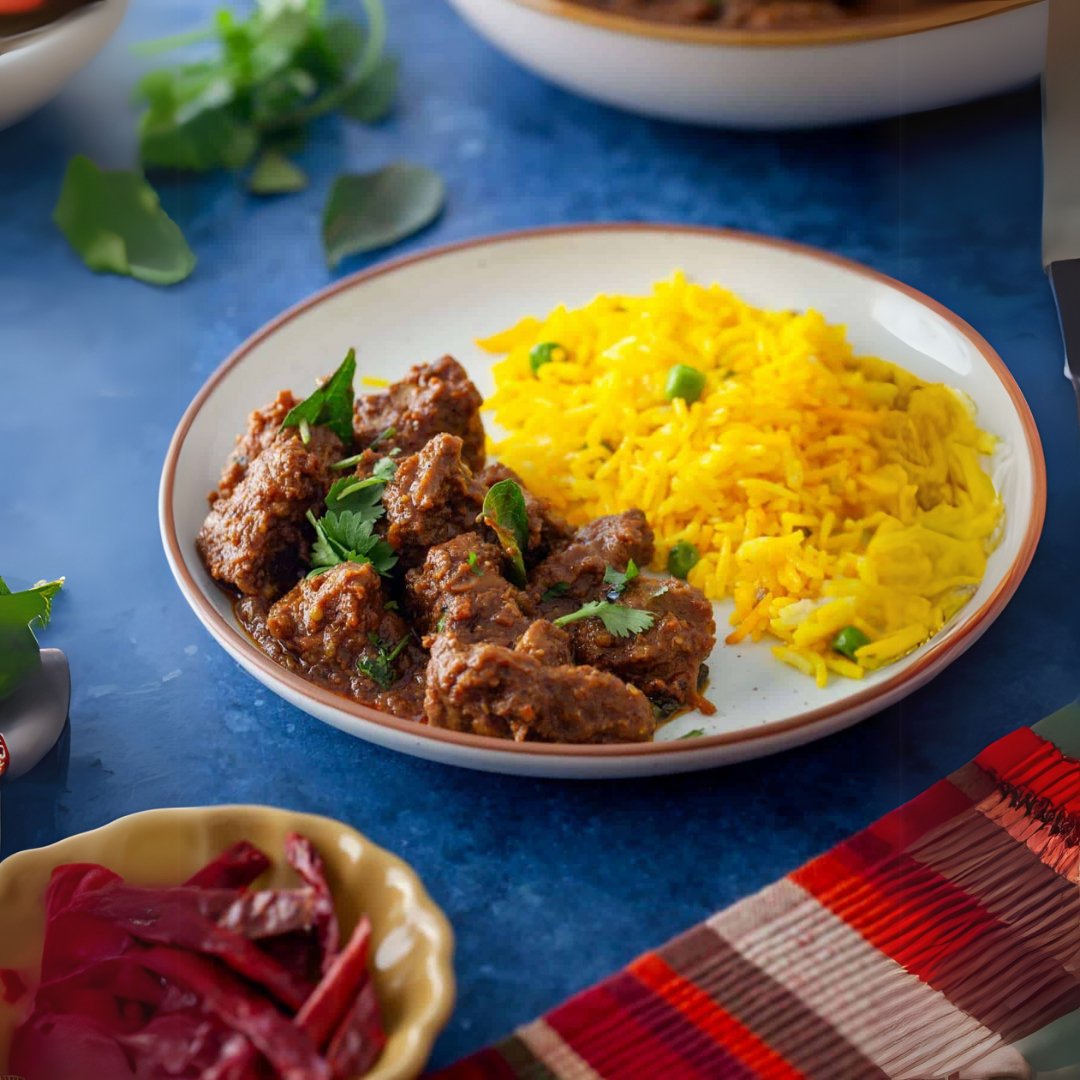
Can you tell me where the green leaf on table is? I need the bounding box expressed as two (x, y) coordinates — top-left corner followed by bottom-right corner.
(53, 157), (196, 287)
(247, 149), (308, 194)
(281, 349), (357, 445)
(341, 55), (398, 123)
(0, 577), (64, 701)
(140, 106), (259, 172)
(480, 478), (529, 585)
(322, 163), (444, 269)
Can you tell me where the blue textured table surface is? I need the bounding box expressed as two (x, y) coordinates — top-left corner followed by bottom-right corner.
(1, 1), (1079, 1069)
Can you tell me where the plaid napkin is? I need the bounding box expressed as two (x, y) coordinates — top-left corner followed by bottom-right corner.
(435, 720), (1080, 1080)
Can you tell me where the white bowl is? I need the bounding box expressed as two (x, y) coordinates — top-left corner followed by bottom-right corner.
(160, 224), (1044, 779)
(0, 0), (129, 130)
(445, 0), (1047, 129)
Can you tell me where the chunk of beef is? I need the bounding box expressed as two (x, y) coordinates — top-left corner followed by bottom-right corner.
(478, 462), (574, 560)
(405, 533), (531, 647)
(425, 636), (654, 743)
(211, 391), (299, 503)
(569, 577), (716, 714)
(529, 510), (655, 618)
(514, 620), (573, 667)
(354, 355), (486, 470)
(382, 434), (485, 567)
(197, 426), (342, 600)
(237, 562), (426, 718)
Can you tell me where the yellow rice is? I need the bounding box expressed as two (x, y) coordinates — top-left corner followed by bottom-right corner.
(479, 273), (1003, 685)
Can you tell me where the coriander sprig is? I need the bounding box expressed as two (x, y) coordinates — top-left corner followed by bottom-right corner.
(357, 631), (410, 688)
(553, 601), (655, 639)
(306, 448), (397, 577)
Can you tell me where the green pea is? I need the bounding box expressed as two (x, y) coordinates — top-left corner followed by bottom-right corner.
(667, 540), (700, 580)
(529, 341), (564, 375)
(664, 363), (706, 404)
(832, 625), (871, 661)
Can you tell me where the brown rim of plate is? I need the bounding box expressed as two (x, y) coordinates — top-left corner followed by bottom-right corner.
(160, 223), (1046, 761)
(502, 0), (1042, 47)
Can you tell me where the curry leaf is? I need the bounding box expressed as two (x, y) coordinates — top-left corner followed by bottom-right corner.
(481, 478), (529, 585)
(53, 157), (195, 287)
(281, 350), (356, 445)
(247, 149), (308, 194)
(322, 163), (444, 269)
(0, 577), (64, 701)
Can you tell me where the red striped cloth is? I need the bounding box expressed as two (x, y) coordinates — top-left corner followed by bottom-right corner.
(435, 728), (1080, 1080)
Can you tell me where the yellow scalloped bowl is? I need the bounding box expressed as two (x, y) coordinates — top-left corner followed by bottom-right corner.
(0, 805), (455, 1079)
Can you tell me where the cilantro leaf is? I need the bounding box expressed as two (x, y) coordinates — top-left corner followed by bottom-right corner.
(324, 456), (396, 514)
(281, 349), (356, 445)
(53, 157), (196, 287)
(306, 509), (397, 577)
(131, 0), (396, 178)
(0, 577), (64, 700)
(679, 728), (705, 740)
(603, 558), (639, 600)
(467, 551), (481, 576)
(480, 478), (529, 585)
(553, 601), (655, 638)
(357, 631), (410, 689)
(322, 163), (445, 269)
(247, 149), (308, 194)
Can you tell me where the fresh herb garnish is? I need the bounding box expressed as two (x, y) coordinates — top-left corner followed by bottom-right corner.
(384, 599), (399, 611)
(324, 456), (396, 513)
(832, 625), (871, 661)
(603, 558), (638, 600)
(53, 157), (196, 286)
(357, 631), (409, 688)
(679, 728), (705, 740)
(247, 149), (308, 195)
(434, 614), (447, 633)
(553, 601), (655, 639)
(306, 509), (397, 577)
(322, 163), (445, 268)
(0, 576), (64, 700)
(540, 582), (570, 602)
(281, 350), (356, 445)
(480, 478), (529, 585)
(133, 0), (392, 175)
(667, 540), (700, 580)
(370, 424), (396, 447)
(529, 341), (564, 375)
(467, 551), (481, 576)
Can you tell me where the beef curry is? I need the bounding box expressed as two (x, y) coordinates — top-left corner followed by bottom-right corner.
(197, 355), (716, 744)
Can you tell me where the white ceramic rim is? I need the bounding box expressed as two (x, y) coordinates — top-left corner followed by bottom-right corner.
(501, 0), (1043, 46)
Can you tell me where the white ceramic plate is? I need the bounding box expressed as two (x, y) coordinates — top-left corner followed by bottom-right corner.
(445, 0), (1046, 129)
(160, 225), (1045, 779)
(0, 0), (128, 130)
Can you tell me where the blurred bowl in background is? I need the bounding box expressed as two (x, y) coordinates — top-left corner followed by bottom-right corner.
(444, 0), (1047, 129)
(0, 0), (129, 130)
